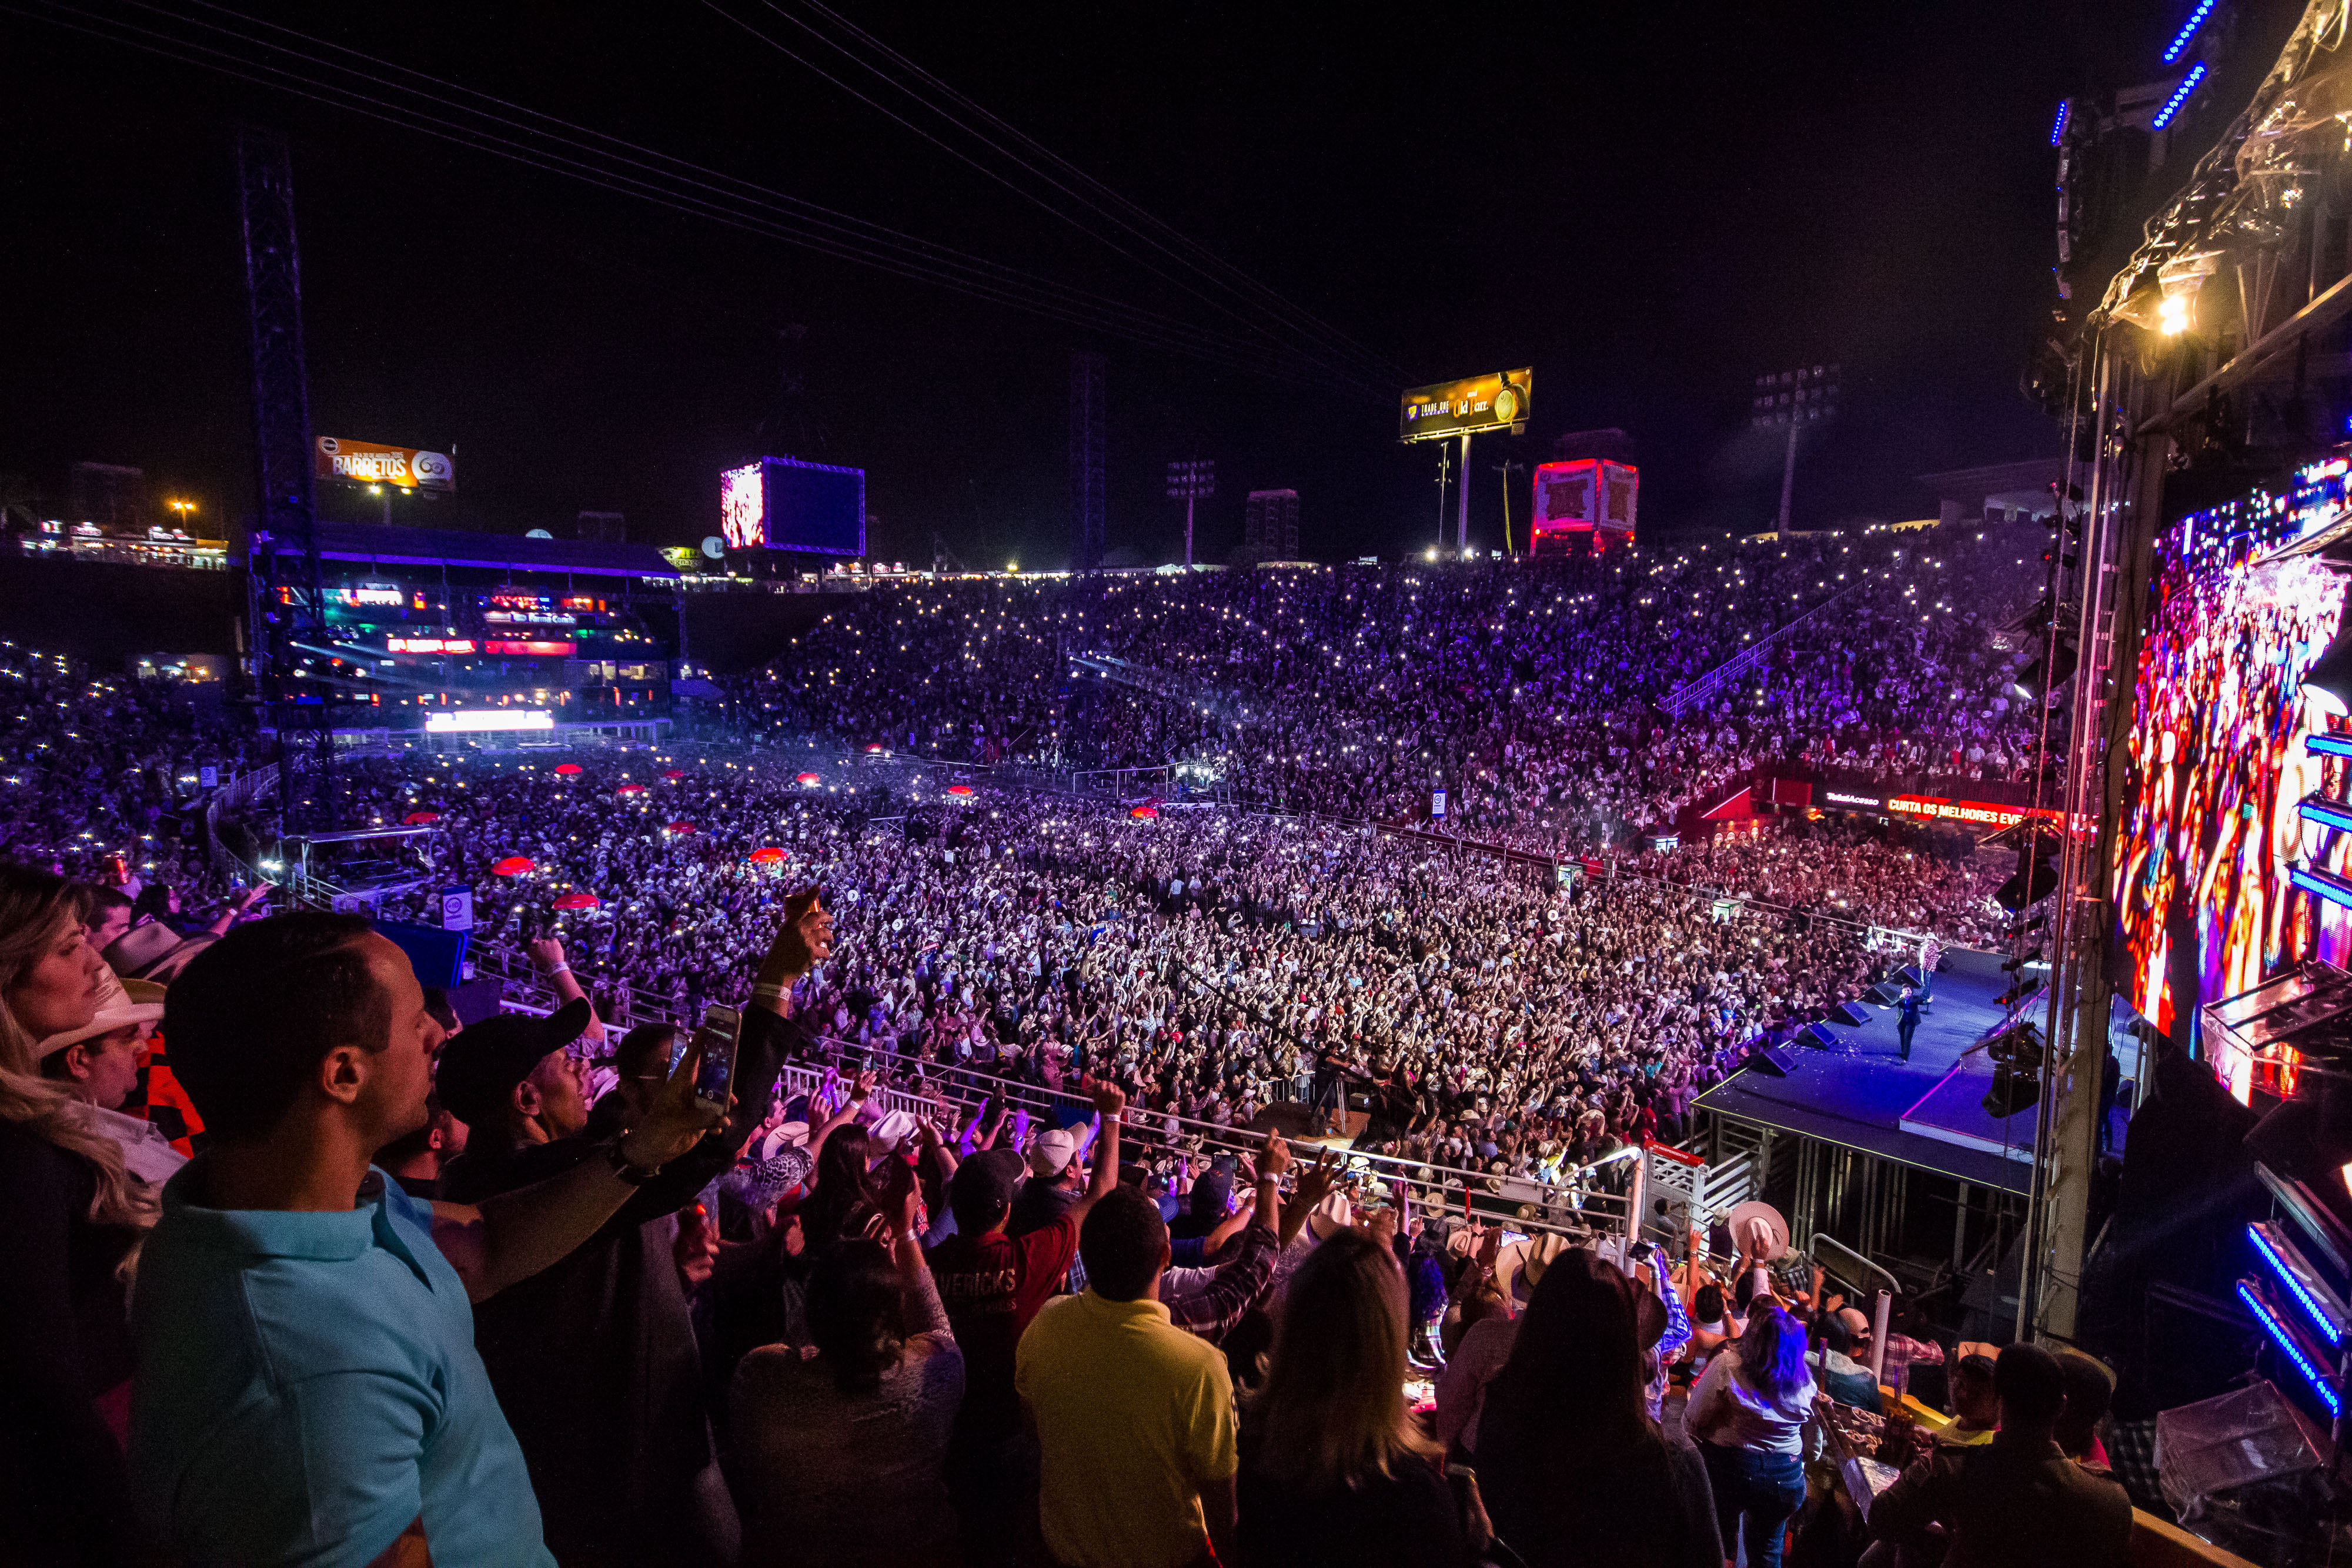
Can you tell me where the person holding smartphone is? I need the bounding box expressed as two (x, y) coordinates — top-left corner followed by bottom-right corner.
(433, 889), (834, 1568)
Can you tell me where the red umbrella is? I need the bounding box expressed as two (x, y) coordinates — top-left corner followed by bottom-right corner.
(492, 855), (535, 875)
(664, 821), (696, 834)
(1130, 805), (1159, 820)
(616, 783), (647, 796)
(402, 810), (441, 825)
(554, 763), (583, 775)
(946, 784), (974, 797)
(662, 769), (687, 780)
(795, 771), (823, 786)
(552, 891), (600, 911)
(748, 846), (787, 865)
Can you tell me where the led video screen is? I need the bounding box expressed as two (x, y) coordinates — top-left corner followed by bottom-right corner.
(717, 456), (866, 557)
(2115, 457), (2352, 1068)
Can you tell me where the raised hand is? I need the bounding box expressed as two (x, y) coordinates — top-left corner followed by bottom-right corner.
(618, 1032), (727, 1171)
(769, 888), (836, 977)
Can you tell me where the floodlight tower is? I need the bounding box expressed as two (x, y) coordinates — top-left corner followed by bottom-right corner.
(1166, 459), (1215, 568)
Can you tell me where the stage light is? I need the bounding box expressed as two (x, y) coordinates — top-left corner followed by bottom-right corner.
(2237, 1278), (2342, 1415)
(2300, 794), (2352, 836)
(2163, 0), (2214, 63)
(2153, 63), (2207, 130)
(2250, 1222), (2348, 1347)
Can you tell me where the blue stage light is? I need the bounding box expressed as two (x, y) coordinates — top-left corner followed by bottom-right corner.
(2154, 64), (2208, 130)
(2164, 0), (2215, 63)
(2238, 1279), (2343, 1415)
(2050, 101), (2070, 147)
(2298, 794), (2352, 836)
(2290, 863), (2352, 910)
(2310, 733), (2352, 760)
(2250, 1222), (2348, 1347)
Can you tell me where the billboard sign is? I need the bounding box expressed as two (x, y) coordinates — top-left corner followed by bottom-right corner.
(315, 437), (455, 492)
(719, 456), (866, 556)
(1399, 368), (1532, 443)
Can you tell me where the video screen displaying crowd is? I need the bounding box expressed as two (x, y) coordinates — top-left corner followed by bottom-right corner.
(0, 537), (2138, 1568)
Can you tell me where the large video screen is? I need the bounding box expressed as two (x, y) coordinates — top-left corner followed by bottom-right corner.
(717, 456), (866, 557)
(2116, 457), (2352, 1060)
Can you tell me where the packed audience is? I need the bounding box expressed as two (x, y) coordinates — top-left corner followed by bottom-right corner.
(749, 524), (2048, 852)
(0, 536), (2151, 1568)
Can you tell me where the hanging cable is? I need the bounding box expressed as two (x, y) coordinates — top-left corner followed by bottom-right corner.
(10, 0), (1361, 386)
(772, 0), (1407, 386)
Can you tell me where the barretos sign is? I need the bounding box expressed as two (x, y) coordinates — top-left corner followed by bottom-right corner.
(315, 437), (456, 492)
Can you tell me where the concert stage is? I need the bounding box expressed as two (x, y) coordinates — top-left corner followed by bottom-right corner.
(1690, 950), (2037, 1195)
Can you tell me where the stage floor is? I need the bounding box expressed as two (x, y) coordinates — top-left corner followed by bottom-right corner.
(1691, 950), (2039, 1194)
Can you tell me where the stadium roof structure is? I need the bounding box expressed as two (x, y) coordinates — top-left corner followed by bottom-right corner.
(255, 520), (679, 579)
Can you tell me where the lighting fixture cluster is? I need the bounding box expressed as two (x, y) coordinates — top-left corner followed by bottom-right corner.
(2241, 1173), (2352, 1417)
(2154, 63), (2207, 131)
(2163, 0), (2214, 63)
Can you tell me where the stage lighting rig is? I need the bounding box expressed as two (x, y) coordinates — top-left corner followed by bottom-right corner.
(1982, 1018), (2048, 1119)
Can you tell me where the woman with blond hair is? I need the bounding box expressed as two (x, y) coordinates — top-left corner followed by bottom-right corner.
(1236, 1226), (1470, 1567)
(0, 863), (163, 1564)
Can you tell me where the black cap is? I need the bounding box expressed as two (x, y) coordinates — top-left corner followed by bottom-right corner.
(948, 1146), (1025, 1220)
(435, 998), (593, 1129)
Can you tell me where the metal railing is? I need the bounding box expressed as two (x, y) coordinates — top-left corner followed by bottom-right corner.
(1662, 584), (1860, 720)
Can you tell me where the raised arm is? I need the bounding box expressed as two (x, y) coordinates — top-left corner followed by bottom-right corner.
(527, 936), (603, 1048)
(432, 1034), (723, 1300)
(1067, 1079), (1126, 1225)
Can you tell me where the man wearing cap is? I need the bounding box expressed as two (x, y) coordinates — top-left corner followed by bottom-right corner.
(1006, 1114), (1097, 1241)
(433, 891), (834, 1568)
(928, 1078), (1126, 1568)
(35, 970), (181, 1184)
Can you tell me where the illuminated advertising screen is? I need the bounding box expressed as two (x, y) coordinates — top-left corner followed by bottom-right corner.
(2115, 456), (2352, 1081)
(1399, 369), (1532, 443)
(315, 437), (455, 492)
(1532, 459), (1638, 550)
(425, 709), (556, 733)
(718, 456), (866, 556)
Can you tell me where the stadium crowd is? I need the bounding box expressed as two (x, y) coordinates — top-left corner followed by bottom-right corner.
(0, 538), (2146, 1568)
(749, 524), (2049, 850)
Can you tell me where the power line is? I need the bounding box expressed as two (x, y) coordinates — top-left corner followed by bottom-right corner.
(782, 0), (1407, 387)
(715, 0), (1397, 394)
(9, 0), (1355, 384)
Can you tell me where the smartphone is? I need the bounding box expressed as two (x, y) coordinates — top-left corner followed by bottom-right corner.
(690, 1004), (741, 1107)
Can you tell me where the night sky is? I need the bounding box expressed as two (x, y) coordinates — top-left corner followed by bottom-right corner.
(0, 1), (2106, 567)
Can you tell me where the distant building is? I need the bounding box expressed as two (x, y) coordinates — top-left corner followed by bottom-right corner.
(1245, 489), (1299, 557)
(1916, 460), (2064, 527)
(577, 510), (626, 543)
(70, 462), (145, 531)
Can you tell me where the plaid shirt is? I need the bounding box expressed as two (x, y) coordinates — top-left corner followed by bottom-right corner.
(1161, 1223), (1280, 1344)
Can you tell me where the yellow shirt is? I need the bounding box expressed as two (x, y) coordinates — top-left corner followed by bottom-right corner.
(1015, 1289), (1237, 1568)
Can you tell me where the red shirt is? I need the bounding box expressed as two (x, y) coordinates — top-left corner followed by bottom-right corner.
(927, 1212), (1080, 1441)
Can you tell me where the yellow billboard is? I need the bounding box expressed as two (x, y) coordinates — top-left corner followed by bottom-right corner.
(1399, 369), (1532, 442)
(315, 437), (456, 492)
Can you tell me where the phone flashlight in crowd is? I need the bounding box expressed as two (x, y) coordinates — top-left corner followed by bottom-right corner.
(693, 1004), (743, 1107)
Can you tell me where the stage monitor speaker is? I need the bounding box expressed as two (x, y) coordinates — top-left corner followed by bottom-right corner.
(1747, 1044), (1801, 1077)
(1801, 1023), (1840, 1049)
(1867, 982), (1902, 1005)
(1832, 1002), (1873, 1027)
(1895, 965), (1926, 988)
(1981, 1065), (2040, 1119)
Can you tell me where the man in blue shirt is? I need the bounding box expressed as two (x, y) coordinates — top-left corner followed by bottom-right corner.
(131, 911), (734, 1567)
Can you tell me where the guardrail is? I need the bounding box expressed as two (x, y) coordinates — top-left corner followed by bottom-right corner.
(1662, 584), (1860, 720)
